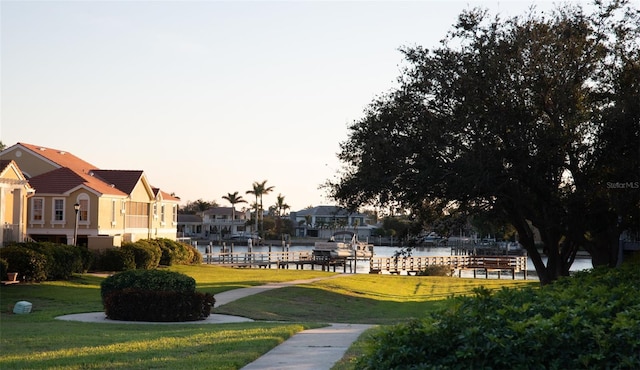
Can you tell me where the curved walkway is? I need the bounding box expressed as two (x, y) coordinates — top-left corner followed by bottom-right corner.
(56, 274), (374, 370)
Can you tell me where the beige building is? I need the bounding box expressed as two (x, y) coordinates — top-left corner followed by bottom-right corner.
(0, 160), (34, 245)
(0, 143), (179, 249)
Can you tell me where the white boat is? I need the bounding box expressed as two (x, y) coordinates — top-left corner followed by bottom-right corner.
(313, 231), (374, 259)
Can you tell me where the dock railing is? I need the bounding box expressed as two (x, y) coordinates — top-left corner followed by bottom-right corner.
(370, 255), (528, 279)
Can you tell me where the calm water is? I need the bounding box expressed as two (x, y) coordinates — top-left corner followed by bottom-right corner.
(195, 242), (594, 278)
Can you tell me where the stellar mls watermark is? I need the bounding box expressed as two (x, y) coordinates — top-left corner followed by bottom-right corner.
(607, 181), (639, 189)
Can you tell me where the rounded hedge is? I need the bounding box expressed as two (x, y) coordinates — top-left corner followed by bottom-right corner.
(100, 269), (196, 303)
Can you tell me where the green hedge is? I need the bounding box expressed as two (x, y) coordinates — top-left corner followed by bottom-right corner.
(92, 248), (135, 272)
(356, 262), (640, 369)
(121, 241), (161, 269)
(104, 289), (214, 322)
(100, 269), (196, 303)
(100, 269), (212, 322)
(92, 239), (202, 272)
(0, 242), (92, 281)
(0, 245), (48, 282)
(150, 238), (199, 266)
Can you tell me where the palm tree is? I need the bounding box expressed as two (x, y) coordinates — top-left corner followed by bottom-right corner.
(273, 193), (290, 236)
(222, 192), (247, 234)
(246, 180), (274, 238)
(274, 193), (289, 218)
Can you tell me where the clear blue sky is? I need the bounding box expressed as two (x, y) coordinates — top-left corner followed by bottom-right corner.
(1, 0), (580, 211)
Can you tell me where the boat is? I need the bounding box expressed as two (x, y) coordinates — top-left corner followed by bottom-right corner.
(313, 231), (374, 259)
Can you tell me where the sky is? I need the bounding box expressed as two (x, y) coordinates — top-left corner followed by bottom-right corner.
(1, 0), (586, 212)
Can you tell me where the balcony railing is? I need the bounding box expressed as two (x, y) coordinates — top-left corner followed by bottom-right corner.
(2, 224), (23, 246)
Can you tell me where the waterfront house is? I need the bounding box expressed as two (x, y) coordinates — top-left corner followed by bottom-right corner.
(290, 205), (373, 239)
(0, 143), (179, 250)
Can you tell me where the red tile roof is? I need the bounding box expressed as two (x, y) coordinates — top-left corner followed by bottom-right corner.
(19, 142), (98, 175)
(28, 167), (127, 196)
(15, 142), (174, 199)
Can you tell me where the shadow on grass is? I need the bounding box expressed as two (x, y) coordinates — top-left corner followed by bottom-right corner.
(213, 285), (448, 325)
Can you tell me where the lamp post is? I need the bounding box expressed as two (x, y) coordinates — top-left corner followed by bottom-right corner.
(73, 203), (80, 246)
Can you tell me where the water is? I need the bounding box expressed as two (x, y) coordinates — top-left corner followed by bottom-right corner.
(195, 243), (594, 278)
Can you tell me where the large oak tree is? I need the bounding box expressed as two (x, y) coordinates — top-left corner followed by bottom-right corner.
(328, 1), (639, 284)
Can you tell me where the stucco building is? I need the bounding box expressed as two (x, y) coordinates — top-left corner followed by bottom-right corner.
(0, 143), (179, 249)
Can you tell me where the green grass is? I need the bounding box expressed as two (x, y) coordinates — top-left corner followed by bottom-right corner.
(0, 265), (536, 369)
(214, 273), (536, 324)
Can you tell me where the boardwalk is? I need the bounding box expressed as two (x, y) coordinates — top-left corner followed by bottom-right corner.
(202, 251), (357, 272)
(202, 250), (529, 279)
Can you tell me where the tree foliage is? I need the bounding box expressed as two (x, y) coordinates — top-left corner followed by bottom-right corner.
(327, 1), (639, 284)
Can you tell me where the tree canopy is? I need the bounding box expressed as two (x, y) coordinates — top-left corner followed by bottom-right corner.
(327, 0), (639, 284)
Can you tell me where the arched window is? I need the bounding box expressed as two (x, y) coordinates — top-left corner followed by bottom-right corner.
(76, 194), (90, 224)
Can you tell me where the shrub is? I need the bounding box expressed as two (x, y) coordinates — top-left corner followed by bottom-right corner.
(153, 238), (201, 266)
(100, 269), (196, 303)
(104, 289), (214, 322)
(0, 245), (47, 282)
(356, 262), (640, 369)
(101, 269), (212, 322)
(416, 265), (452, 276)
(0, 258), (7, 280)
(93, 248), (135, 272)
(121, 241), (161, 269)
(5, 242), (93, 280)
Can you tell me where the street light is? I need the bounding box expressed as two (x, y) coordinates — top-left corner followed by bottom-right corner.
(73, 203), (80, 246)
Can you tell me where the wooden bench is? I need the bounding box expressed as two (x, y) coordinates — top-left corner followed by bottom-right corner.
(464, 256), (521, 279)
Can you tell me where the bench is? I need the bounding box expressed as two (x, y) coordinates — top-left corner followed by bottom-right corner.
(464, 256), (521, 279)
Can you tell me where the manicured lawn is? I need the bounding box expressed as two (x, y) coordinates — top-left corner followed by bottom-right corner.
(0, 265), (536, 369)
(214, 274), (535, 324)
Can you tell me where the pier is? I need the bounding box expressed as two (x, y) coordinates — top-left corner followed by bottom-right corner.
(201, 249), (528, 279)
(202, 250), (361, 273)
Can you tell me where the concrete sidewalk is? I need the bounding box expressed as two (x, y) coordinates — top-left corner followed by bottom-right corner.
(242, 323), (373, 370)
(217, 275), (374, 369)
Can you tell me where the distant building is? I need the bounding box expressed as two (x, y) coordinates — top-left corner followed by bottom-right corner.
(177, 214), (203, 238)
(290, 205), (373, 239)
(202, 207), (249, 240)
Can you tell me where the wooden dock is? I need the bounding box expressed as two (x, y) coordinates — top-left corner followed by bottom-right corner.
(202, 251), (528, 279)
(202, 251), (355, 272)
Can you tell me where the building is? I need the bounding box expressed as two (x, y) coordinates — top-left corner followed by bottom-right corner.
(176, 207), (250, 240)
(0, 160), (34, 245)
(290, 205), (373, 240)
(202, 206), (249, 239)
(177, 214), (203, 238)
(0, 143), (179, 250)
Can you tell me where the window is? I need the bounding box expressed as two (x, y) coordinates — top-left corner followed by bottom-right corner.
(161, 205), (166, 224)
(53, 198), (64, 222)
(111, 200), (117, 225)
(32, 198), (44, 223)
(153, 203), (158, 219)
(77, 196), (89, 223)
(173, 205), (177, 224)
